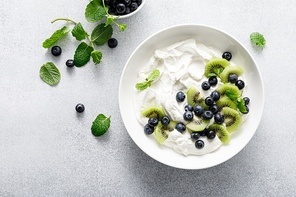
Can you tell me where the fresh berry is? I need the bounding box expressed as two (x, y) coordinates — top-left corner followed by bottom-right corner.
(209, 104), (219, 114)
(235, 80), (245, 90)
(144, 124), (154, 135)
(122, 0), (131, 6)
(66, 59), (75, 67)
(200, 129), (209, 136)
(243, 97), (250, 105)
(116, 3), (126, 14)
(208, 76), (218, 86)
(222, 51), (232, 61)
(201, 81), (211, 90)
(130, 2), (138, 11)
(161, 116), (170, 126)
(214, 113), (225, 124)
(228, 74), (238, 83)
(183, 111), (194, 121)
(175, 122), (186, 133)
(108, 38), (118, 48)
(51, 46), (62, 56)
(75, 103), (85, 113)
(195, 140), (205, 149)
(148, 117), (158, 127)
(202, 110), (213, 120)
(176, 91), (185, 102)
(207, 130), (216, 139)
(194, 106), (204, 116)
(205, 96), (214, 106)
(191, 132), (201, 140)
(210, 90), (220, 101)
(184, 105), (193, 112)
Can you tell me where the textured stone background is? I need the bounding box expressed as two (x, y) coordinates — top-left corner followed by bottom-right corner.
(0, 0), (295, 196)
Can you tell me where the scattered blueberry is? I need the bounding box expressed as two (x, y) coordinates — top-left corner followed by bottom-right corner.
(195, 140), (205, 149)
(208, 76), (218, 86)
(161, 116), (170, 126)
(207, 130), (216, 140)
(209, 105), (219, 114)
(214, 113), (225, 124)
(148, 117), (158, 127)
(228, 74), (238, 83)
(194, 105), (204, 116)
(191, 132), (201, 140)
(183, 111), (194, 121)
(235, 79), (245, 90)
(175, 122), (186, 133)
(222, 51), (232, 61)
(144, 124), (154, 135)
(210, 90), (220, 101)
(75, 103), (85, 113)
(176, 91), (186, 102)
(184, 105), (193, 112)
(202, 110), (213, 120)
(51, 46), (62, 56)
(243, 97), (250, 105)
(108, 38), (118, 48)
(205, 96), (214, 106)
(66, 59), (75, 67)
(201, 81), (211, 90)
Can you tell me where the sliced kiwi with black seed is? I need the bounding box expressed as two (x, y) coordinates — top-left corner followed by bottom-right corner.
(221, 107), (242, 132)
(216, 96), (237, 110)
(208, 124), (230, 144)
(204, 58), (230, 78)
(187, 86), (206, 107)
(154, 121), (176, 144)
(186, 116), (210, 132)
(141, 106), (165, 120)
(216, 84), (241, 98)
(220, 66), (244, 83)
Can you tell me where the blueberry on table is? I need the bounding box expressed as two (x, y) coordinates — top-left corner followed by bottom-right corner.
(51, 46), (62, 56)
(235, 79), (245, 90)
(108, 38), (118, 48)
(144, 124), (154, 135)
(208, 76), (218, 86)
(222, 51), (232, 61)
(176, 91), (185, 102)
(75, 103), (85, 113)
(195, 140), (205, 149)
(66, 59), (75, 67)
(175, 122), (186, 133)
(201, 81), (211, 90)
(161, 116), (170, 126)
(148, 117), (158, 127)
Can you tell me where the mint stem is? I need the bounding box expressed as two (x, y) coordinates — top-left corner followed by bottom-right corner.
(51, 18), (77, 25)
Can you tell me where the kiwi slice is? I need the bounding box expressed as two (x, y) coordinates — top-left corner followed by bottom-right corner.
(141, 106), (165, 120)
(154, 121), (176, 144)
(222, 107), (242, 132)
(204, 58), (230, 78)
(187, 86), (206, 107)
(216, 84), (241, 98)
(208, 124), (230, 144)
(220, 66), (244, 83)
(186, 116), (210, 132)
(216, 96), (237, 110)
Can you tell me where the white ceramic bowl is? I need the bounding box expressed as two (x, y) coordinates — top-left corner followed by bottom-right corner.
(119, 24), (264, 169)
(114, 0), (146, 19)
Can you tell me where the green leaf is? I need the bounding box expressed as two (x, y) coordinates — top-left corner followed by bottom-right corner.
(71, 22), (88, 41)
(91, 23), (113, 46)
(225, 90), (239, 100)
(85, 0), (106, 22)
(91, 50), (102, 64)
(42, 26), (70, 48)
(91, 114), (111, 136)
(250, 32), (266, 47)
(118, 24), (127, 32)
(135, 69), (160, 91)
(237, 99), (248, 113)
(74, 42), (94, 67)
(135, 82), (150, 90)
(39, 62), (61, 86)
(105, 15), (118, 27)
(147, 69), (160, 82)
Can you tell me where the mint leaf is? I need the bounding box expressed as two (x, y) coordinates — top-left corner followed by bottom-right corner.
(39, 62), (61, 85)
(91, 50), (102, 64)
(42, 26), (70, 48)
(225, 90), (239, 100)
(146, 69), (160, 82)
(91, 23), (113, 46)
(250, 32), (266, 47)
(74, 42), (94, 67)
(91, 114), (111, 136)
(237, 99), (247, 113)
(135, 69), (160, 91)
(135, 81), (150, 90)
(85, 0), (106, 22)
(71, 22), (88, 41)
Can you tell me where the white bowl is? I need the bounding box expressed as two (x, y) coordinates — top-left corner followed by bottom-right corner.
(113, 0), (146, 19)
(119, 24), (264, 169)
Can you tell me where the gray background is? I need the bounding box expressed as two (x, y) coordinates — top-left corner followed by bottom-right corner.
(0, 0), (295, 196)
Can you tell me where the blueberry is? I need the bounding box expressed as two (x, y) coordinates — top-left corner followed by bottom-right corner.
(222, 51), (232, 61)
(214, 113), (224, 124)
(148, 117), (158, 127)
(209, 104), (219, 114)
(201, 81), (211, 90)
(228, 74), (238, 83)
(241, 105), (250, 114)
(132, 0), (142, 5)
(125, 7), (131, 14)
(116, 3), (126, 14)
(200, 129), (209, 136)
(210, 90), (220, 101)
(51, 46), (62, 56)
(205, 96), (214, 106)
(184, 105), (193, 112)
(191, 132), (201, 140)
(130, 2), (138, 11)
(194, 105), (204, 116)
(175, 122), (186, 133)
(208, 76), (218, 86)
(122, 0), (131, 6)
(66, 59), (75, 67)
(243, 97), (250, 105)
(108, 38), (118, 48)
(202, 110), (213, 120)
(207, 130), (216, 140)
(75, 103), (85, 113)
(183, 111), (194, 121)
(176, 91), (185, 102)
(195, 140), (205, 149)
(235, 80), (245, 90)
(161, 116), (170, 126)
(144, 124), (154, 135)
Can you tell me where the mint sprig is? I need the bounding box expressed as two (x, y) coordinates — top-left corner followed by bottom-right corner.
(42, 26), (70, 48)
(91, 114), (111, 136)
(135, 69), (160, 91)
(225, 90), (248, 113)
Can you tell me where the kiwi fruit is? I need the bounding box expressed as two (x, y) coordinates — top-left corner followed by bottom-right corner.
(187, 86), (206, 107)
(204, 58), (230, 78)
(220, 66), (244, 83)
(216, 96), (237, 110)
(208, 124), (230, 144)
(216, 84), (241, 98)
(186, 116), (210, 132)
(141, 106), (165, 120)
(221, 107), (242, 132)
(154, 121), (176, 144)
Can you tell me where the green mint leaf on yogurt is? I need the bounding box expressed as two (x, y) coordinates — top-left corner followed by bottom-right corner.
(225, 90), (238, 101)
(91, 114), (111, 136)
(42, 26), (70, 48)
(39, 62), (61, 85)
(71, 22), (89, 41)
(91, 50), (103, 64)
(135, 82), (150, 90)
(250, 32), (266, 48)
(135, 69), (160, 91)
(146, 69), (160, 82)
(91, 23), (113, 46)
(85, 0), (106, 22)
(237, 98), (247, 113)
(74, 42), (94, 67)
